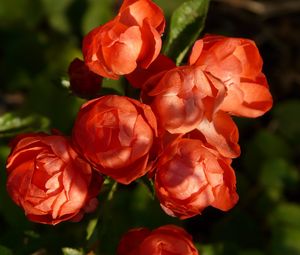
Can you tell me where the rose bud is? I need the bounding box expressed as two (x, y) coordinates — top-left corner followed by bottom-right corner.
(83, 0), (165, 79)
(155, 138), (239, 219)
(72, 95), (157, 185)
(143, 65), (222, 134)
(117, 225), (199, 255)
(6, 133), (103, 225)
(68, 58), (103, 98)
(189, 35), (273, 118)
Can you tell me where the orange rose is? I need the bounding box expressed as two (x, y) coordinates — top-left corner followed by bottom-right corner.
(68, 58), (102, 98)
(72, 95), (157, 184)
(83, 0), (165, 79)
(117, 225), (199, 255)
(6, 133), (103, 225)
(189, 35), (273, 117)
(143, 66), (222, 134)
(155, 138), (238, 219)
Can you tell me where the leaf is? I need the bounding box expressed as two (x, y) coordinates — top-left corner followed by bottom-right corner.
(0, 245), (13, 255)
(164, 0), (210, 65)
(62, 247), (84, 255)
(86, 218), (98, 240)
(0, 112), (50, 138)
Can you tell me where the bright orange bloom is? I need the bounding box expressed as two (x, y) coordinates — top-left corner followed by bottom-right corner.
(72, 95), (157, 184)
(155, 138), (238, 219)
(83, 0), (165, 79)
(189, 35), (273, 117)
(117, 225), (199, 255)
(6, 133), (103, 225)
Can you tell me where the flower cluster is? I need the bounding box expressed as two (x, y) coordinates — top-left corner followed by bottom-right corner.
(5, 0), (272, 253)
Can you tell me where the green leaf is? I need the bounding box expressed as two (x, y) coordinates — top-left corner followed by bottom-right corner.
(0, 245), (13, 255)
(62, 247), (84, 255)
(0, 112), (50, 138)
(164, 0), (210, 64)
(86, 218), (98, 240)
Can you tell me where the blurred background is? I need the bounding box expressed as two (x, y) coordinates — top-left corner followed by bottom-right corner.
(0, 0), (300, 254)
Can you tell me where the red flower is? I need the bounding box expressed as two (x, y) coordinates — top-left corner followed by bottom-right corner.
(68, 58), (102, 98)
(83, 0), (165, 79)
(189, 35), (273, 117)
(117, 225), (199, 255)
(143, 66), (222, 134)
(6, 133), (103, 225)
(155, 138), (238, 219)
(72, 95), (157, 184)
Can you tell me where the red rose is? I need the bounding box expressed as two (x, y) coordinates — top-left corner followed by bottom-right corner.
(6, 133), (103, 225)
(155, 138), (238, 219)
(68, 58), (102, 98)
(117, 225), (199, 255)
(189, 35), (273, 117)
(83, 0), (165, 79)
(143, 66), (221, 134)
(72, 95), (157, 184)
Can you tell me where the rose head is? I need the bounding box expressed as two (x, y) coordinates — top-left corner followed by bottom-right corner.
(68, 58), (103, 98)
(117, 225), (199, 255)
(83, 0), (165, 79)
(155, 138), (238, 219)
(6, 133), (103, 225)
(189, 35), (273, 118)
(72, 95), (157, 184)
(143, 65), (222, 134)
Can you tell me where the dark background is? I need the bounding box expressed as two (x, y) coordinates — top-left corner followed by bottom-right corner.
(0, 0), (300, 254)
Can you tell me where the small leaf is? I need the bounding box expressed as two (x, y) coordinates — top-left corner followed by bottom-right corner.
(0, 112), (50, 138)
(138, 176), (155, 199)
(164, 0), (210, 64)
(62, 247), (84, 255)
(86, 218), (98, 240)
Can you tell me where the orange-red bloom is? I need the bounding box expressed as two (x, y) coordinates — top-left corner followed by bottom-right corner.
(68, 58), (103, 98)
(155, 138), (238, 219)
(72, 95), (157, 184)
(83, 0), (165, 79)
(6, 133), (103, 225)
(117, 225), (199, 255)
(143, 65), (223, 134)
(189, 35), (273, 117)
